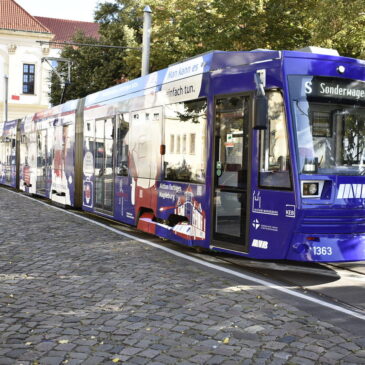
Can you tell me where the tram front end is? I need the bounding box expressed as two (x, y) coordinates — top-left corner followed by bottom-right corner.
(284, 50), (365, 262)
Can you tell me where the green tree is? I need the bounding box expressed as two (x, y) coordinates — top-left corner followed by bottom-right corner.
(50, 32), (132, 105)
(50, 0), (142, 104)
(94, 0), (143, 78)
(123, 0), (365, 73)
(304, 0), (365, 59)
(50, 0), (365, 104)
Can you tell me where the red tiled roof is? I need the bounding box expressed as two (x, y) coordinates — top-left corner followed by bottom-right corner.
(35, 17), (100, 44)
(0, 0), (51, 33)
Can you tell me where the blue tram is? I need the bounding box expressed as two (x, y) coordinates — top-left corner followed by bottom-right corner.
(1, 47), (365, 262)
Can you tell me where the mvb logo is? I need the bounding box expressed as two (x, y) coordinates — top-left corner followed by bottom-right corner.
(252, 239), (268, 249)
(337, 184), (365, 199)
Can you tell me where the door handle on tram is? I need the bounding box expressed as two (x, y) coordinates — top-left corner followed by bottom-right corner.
(216, 161), (223, 177)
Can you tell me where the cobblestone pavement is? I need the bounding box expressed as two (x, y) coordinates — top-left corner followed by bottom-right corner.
(0, 187), (364, 365)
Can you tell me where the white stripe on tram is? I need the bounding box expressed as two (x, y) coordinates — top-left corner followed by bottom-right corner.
(7, 188), (365, 322)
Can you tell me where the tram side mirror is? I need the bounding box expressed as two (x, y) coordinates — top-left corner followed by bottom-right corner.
(160, 144), (166, 155)
(254, 94), (268, 130)
(253, 70), (268, 130)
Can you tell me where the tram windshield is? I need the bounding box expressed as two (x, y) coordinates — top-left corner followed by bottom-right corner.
(289, 75), (365, 175)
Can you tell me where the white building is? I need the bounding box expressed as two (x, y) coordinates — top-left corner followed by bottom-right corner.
(0, 0), (99, 122)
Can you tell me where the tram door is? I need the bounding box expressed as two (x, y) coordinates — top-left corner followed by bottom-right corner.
(94, 117), (115, 214)
(213, 95), (249, 251)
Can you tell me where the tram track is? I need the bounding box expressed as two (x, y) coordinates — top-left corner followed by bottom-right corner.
(326, 262), (365, 276)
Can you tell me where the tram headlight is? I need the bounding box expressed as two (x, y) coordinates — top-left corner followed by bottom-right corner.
(303, 182), (319, 196)
(337, 65), (346, 74)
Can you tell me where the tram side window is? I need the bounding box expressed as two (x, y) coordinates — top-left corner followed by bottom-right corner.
(37, 131), (46, 167)
(0, 139), (3, 166)
(0, 138), (6, 166)
(259, 91), (291, 189)
(116, 114), (129, 176)
(129, 108), (162, 180)
(164, 99), (207, 183)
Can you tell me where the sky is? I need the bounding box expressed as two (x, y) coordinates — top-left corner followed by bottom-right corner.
(15, 0), (108, 22)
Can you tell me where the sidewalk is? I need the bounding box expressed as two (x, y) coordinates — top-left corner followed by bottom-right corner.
(0, 187), (364, 365)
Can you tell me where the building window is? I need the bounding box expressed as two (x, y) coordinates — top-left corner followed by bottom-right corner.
(190, 133), (196, 154)
(23, 64), (35, 94)
(176, 135), (181, 154)
(182, 134), (187, 153)
(170, 135), (175, 154)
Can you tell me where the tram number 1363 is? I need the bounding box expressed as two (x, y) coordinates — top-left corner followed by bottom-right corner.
(312, 246), (333, 256)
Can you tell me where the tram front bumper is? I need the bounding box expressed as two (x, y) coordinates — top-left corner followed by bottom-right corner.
(287, 232), (365, 262)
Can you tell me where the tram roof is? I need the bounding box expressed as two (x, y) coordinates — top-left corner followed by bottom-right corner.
(34, 98), (79, 121)
(85, 49), (365, 107)
(84, 50), (280, 107)
(0, 119), (18, 136)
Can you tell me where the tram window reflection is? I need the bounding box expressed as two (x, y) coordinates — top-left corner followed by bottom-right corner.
(215, 191), (243, 237)
(289, 75), (365, 176)
(129, 108), (161, 180)
(116, 114), (129, 176)
(215, 96), (248, 189)
(164, 99), (207, 183)
(259, 91), (292, 189)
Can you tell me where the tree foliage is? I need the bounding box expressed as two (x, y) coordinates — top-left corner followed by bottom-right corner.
(50, 31), (130, 105)
(50, 0), (365, 104)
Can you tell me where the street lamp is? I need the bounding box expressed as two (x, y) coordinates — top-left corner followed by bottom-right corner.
(141, 6), (152, 76)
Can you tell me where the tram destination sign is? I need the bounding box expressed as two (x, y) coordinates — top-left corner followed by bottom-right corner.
(304, 77), (365, 102)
